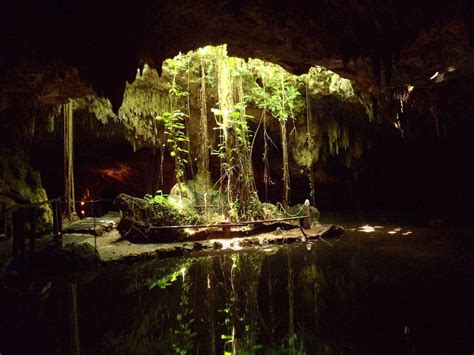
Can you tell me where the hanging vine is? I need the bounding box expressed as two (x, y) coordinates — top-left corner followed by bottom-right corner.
(63, 101), (76, 219)
(213, 45), (237, 218)
(232, 66), (259, 219)
(156, 110), (189, 202)
(250, 63), (304, 209)
(199, 55), (210, 184)
(305, 74), (316, 205)
(279, 70), (291, 209)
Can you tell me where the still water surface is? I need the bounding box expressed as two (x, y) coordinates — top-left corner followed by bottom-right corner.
(3, 222), (474, 354)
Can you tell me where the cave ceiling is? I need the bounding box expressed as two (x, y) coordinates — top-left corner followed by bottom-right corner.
(1, 0), (473, 111)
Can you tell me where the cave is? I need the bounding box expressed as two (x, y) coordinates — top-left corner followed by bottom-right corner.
(0, 1), (473, 354)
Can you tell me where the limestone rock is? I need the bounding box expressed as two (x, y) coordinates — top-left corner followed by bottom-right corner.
(0, 149), (53, 232)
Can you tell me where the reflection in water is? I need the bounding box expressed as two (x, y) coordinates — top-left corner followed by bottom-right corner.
(81, 243), (474, 353)
(3, 231), (473, 354)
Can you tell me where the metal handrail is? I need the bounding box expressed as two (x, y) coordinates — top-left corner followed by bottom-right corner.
(4, 197), (62, 214)
(146, 215), (309, 231)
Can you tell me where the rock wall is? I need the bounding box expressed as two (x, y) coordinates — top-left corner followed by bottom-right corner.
(0, 149), (53, 230)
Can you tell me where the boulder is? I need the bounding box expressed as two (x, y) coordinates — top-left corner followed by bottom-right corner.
(115, 193), (191, 243)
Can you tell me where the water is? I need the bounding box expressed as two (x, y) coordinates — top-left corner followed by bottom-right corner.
(1, 223), (473, 354)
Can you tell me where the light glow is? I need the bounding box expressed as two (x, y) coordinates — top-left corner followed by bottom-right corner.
(358, 224), (383, 233)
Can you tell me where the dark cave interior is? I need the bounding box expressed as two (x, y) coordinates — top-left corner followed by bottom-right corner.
(0, 1), (473, 353)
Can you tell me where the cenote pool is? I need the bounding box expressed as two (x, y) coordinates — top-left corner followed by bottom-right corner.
(1, 221), (473, 355)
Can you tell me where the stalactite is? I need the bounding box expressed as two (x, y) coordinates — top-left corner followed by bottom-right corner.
(327, 119), (340, 156)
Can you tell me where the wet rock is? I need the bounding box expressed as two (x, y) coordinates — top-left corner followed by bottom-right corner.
(39, 242), (100, 272)
(213, 241), (223, 250)
(193, 242), (203, 251)
(320, 224), (345, 238)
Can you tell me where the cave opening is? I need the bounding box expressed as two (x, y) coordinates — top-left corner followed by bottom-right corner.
(29, 44), (380, 222)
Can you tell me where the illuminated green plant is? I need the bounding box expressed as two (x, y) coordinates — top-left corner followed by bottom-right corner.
(249, 64), (305, 208)
(156, 110), (189, 197)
